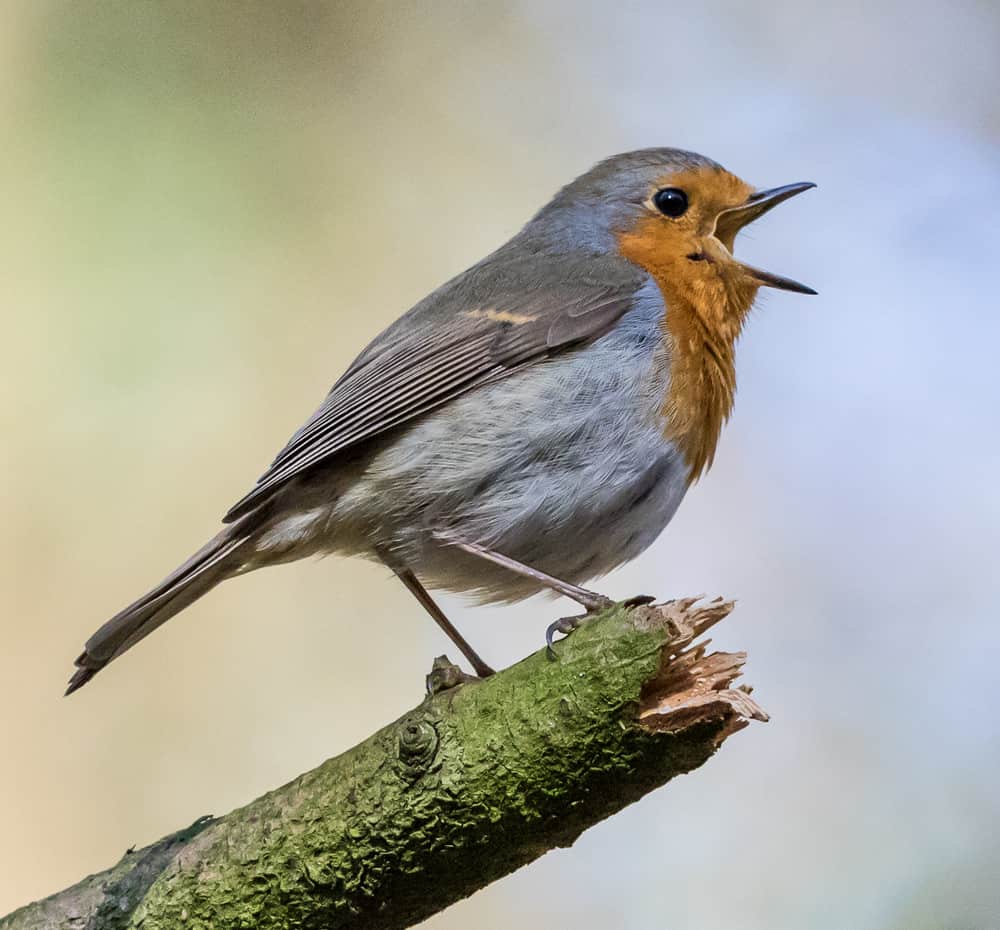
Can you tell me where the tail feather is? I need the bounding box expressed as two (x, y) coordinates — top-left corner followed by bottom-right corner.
(66, 526), (253, 695)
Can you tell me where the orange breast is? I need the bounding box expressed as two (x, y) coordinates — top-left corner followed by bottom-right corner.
(617, 211), (759, 483)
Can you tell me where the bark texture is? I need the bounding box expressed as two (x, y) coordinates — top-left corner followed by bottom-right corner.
(2, 598), (766, 930)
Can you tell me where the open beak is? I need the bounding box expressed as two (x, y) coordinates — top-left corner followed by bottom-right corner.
(715, 182), (817, 295)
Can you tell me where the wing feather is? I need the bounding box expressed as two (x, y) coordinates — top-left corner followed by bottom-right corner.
(223, 254), (645, 522)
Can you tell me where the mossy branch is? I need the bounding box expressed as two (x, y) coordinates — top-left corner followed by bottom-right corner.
(2, 598), (766, 930)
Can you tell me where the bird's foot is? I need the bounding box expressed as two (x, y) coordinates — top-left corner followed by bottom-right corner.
(544, 594), (657, 660)
(425, 654), (488, 694)
(573, 592), (615, 613)
(545, 613), (587, 660)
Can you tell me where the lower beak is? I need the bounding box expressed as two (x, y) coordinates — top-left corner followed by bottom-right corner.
(715, 182), (817, 295)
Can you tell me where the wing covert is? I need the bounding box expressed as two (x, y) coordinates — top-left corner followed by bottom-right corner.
(223, 254), (645, 522)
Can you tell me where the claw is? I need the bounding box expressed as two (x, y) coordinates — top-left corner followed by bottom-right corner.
(545, 614), (586, 660)
(622, 594), (656, 609)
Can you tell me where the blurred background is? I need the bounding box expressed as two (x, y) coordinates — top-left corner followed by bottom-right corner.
(2, 2), (999, 927)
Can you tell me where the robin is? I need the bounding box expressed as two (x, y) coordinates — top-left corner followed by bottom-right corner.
(66, 148), (815, 693)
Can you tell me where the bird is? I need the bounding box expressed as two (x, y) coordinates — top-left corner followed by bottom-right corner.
(66, 147), (815, 694)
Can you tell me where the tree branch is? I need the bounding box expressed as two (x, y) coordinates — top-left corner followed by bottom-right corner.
(2, 598), (766, 930)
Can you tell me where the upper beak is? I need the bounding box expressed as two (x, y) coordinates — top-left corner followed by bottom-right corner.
(714, 182), (817, 295)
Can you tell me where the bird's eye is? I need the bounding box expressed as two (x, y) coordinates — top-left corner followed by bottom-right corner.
(652, 187), (688, 218)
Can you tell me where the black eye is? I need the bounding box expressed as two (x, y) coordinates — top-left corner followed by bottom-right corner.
(652, 187), (688, 218)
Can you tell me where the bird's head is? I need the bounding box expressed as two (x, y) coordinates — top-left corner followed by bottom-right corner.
(532, 148), (815, 305)
(527, 148), (815, 483)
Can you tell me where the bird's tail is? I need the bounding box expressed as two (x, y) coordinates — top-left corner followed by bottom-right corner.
(66, 523), (255, 695)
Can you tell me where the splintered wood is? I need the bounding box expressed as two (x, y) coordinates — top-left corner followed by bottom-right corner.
(635, 598), (769, 740)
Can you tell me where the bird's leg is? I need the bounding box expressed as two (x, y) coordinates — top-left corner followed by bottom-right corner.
(435, 535), (657, 659)
(436, 536), (613, 611)
(381, 554), (495, 679)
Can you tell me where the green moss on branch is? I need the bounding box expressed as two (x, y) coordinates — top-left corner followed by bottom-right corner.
(2, 599), (765, 930)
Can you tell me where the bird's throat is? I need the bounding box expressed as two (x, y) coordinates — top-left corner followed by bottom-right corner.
(618, 226), (758, 482)
(658, 276), (754, 483)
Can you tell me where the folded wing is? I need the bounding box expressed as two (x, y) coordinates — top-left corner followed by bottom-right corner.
(224, 253), (645, 522)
